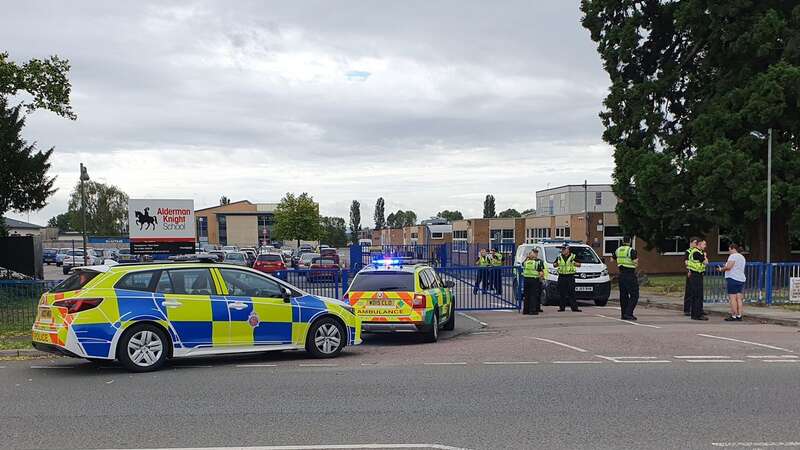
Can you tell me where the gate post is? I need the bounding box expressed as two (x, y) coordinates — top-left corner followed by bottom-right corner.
(349, 244), (363, 271)
(765, 263), (773, 305)
(438, 244), (448, 268)
(341, 270), (349, 298)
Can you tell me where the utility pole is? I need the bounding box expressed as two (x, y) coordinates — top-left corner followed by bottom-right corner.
(766, 128), (772, 264)
(80, 163), (90, 266)
(584, 180), (589, 243)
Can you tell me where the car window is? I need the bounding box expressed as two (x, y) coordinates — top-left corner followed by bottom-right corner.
(158, 269), (216, 295)
(225, 253), (244, 261)
(115, 271), (158, 291)
(51, 271), (100, 293)
(219, 269), (284, 298)
(543, 246), (601, 264)
(425, 269), (441, 288)
(257, 254), (283, 262)
(349, 272), (415, 292)
(419, 270), (433, 289)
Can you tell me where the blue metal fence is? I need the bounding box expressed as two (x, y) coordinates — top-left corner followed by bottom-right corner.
(701, 261), (800, 305)
(351, 243), (516, 270)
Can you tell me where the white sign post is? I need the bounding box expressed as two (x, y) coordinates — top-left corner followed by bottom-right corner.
(128, 199), (195, 255)
(789, 277), (800, 304)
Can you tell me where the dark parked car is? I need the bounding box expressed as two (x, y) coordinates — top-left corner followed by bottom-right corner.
(43, 248), (59, 265)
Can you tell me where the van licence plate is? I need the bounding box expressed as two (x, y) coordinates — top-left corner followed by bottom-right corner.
(575, 286), (593, 292)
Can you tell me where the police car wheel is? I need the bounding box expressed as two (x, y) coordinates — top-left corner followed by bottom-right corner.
(117, 324), (168, 372)
(306, 317), (345, 358)
(442, 302), (455, 331)
(423, 311), (439, 343)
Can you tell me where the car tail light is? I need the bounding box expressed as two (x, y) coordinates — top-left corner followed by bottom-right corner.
(413, 294), (427, 308)
(53, 298), (103, 314)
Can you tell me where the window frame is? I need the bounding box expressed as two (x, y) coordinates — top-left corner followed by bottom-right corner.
(602, 225), (624, 257)
(659, 237), (689, 256)
(114, 270), (160, 292)
(156, 268), (219, 296)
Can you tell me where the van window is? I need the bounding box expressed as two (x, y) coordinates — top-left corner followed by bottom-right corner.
(349, 272), (415, 292)
(544, 246), (601, 264)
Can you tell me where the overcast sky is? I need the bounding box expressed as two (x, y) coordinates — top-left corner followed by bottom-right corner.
(4, 1), (612, 228)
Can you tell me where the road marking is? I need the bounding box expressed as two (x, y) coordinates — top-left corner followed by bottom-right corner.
(747, 355), (798, 359)
(0, 366), (6, 369)
(482, 361), (538, 365)
(698, 334), (794, 352)
(685, 359), (745, 363)
(360, 363), (378, 366)
(711, 442), (800, 448)
(762, 360), (800, 363)
(236, 364), (278, 368)
(596, 306), (621, 310)
(468, 331), (499, 336)
(298, 363), (338, 367)
(174, 365), (213, 369)
(102, 444), (473, 450)
(595, 355), (670, 363)
(552, 361), (602, 364)
(458, 312), (488, 327)
(30, 365), (73, 369)
(423, 362), (467, 366)
(528, 337), (588, 353)
(594, 314), (661, 328)
(105, 380), (114, 384)
(674, 356), (731, 359)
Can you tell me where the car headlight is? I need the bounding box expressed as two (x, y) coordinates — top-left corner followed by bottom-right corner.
(601, 269), (608, 276)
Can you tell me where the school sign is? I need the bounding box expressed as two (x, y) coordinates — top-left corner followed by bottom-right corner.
(128, 199), (196, 255)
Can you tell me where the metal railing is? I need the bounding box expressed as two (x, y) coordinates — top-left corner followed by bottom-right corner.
(701, 262), (800, 305)
(0, 280), (60, 331)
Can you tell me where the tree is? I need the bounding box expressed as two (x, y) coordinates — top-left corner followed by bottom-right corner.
(386, 210), (417, 228)
(320, 216), (348, 248)
(47, 213), (72, 232)
(273, 192), (321, 247)
(437, 210), (464, 222)
(219, 196), (231, 205)
(402, 210), (417, 227)
(67, 181), (129, 235)
(0, 52), (76, 120)
(386, 212), (397, 229)
(581, 2), (800, 259)
(483, 195), (496, 218)
(374, 197), (385, 229)
(498, 208), (521, 218)
(349, 200), (361, 244)
(0, 98), (57, 236)
(522, 208), (536, 216)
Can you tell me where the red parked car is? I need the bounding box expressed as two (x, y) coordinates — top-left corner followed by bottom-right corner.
(253, 253), (286, 274)
(318, 248), (340, 265)
(307, 257), (339, 282)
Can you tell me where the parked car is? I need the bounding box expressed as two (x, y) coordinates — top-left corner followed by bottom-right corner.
(115, 248), (139, 263)
(208, 250), (226, 262)
(242, 249), (257, 266)
(43, 248), (59, 265)
(62, 250), (102, 274)
(307, 257), (339, 282)
(319, 247), (340, 265)
(223, 251), (249, 266)
(253, 253), (287, 274)
(281, 249), (293, 261)
(297, 252), (320, 270)
(55, 248), (71, 266)
(292, 249), (311, 268)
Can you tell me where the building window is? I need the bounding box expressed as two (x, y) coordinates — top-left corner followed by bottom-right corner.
(548, 196), (554, 215)
(595, 191), (602, 206)
(431, 232), (444, 240)
(792, 236), (800, 254)
(526, 227), (551, 243)
(717, 228), (749, 254)
(453, 230), (468, 253)
(490, 229), (514, 247)
(559, 194), (566, 212)
(603, 225), (624, 256)
(196, 217), (208, 242)
(218, 215), (227, 246)
(660, 237), (689, 255)
(257, 214), (273, 246)
(411, 232), (418, 239)
(555, 227), (570, 239)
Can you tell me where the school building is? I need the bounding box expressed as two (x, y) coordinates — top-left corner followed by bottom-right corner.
(194, 200), (279, 248)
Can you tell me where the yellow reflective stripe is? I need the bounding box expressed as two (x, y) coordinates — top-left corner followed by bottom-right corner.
(210, 268), (228, 295)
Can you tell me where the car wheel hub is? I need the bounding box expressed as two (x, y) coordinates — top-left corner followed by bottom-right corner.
(127, 330), (163, 367)
(314, 324), (341, 354)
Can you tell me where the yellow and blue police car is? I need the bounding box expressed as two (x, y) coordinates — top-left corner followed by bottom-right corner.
(345, 259), (455, 342)
(31, 261), (361, 371)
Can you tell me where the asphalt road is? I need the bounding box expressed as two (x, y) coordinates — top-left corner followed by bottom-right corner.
(2, 305), (800, 450)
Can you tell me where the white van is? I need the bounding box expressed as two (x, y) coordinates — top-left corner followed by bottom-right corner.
(513, 240), (611, 306)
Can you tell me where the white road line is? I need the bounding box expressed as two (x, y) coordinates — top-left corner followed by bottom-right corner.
(552, 361), (602, 364)
(674, 356), (731, 359)
(174, 365), (213, 369)
(528, 337), (588, 353)
(595, 306), (621, 310)
(236, 364), (278, 368)
(360, 363), (378, 366)
(711, 442), (800, 447)
(0, 366), (6, 369)
(482, 361), (538, 365)
(298, 363), (338, 367)
(686, 359), (745, 363)
(698, 334), (794, 353)
(610, 356), (661, 360)
(457, 312), (488, 327)
(747, 355), (798, 359)
(594, 314), (661, 329)
(763, 360), (800, 363)
(423, 362), (467, 366)
(595, 355), (670, 363)
(101, 444), (472, 450)
(30, 365), (73, 369)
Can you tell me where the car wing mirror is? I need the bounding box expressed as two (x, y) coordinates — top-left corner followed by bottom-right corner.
(282, 287), (292, 303)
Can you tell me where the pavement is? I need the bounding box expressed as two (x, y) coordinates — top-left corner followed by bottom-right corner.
(2, 303), (800, 450)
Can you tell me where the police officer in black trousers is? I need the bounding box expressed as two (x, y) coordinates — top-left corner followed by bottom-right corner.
(612, 237), (639, 320)
(683, 238), (698, 316)
(521, 249), (545, 315)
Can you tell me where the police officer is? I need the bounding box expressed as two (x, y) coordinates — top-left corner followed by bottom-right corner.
(473, 248), (490, 294)
(687, 239), (709, 320)
(613, 237), (639, 320)
(553, 244), (581, 312)
(521, 249), (545, 315)
(490, 248), (504, 293)
(683, 238), (698, 316)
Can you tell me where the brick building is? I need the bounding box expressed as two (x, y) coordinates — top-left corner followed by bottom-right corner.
(195, 200), (278, 248)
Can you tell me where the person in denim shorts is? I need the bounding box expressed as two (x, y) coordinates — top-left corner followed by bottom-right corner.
(719, 243), (746, 321)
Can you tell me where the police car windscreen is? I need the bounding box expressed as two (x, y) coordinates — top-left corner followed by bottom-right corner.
(349, 272), (415, 292)
(544, 247), (600, 264)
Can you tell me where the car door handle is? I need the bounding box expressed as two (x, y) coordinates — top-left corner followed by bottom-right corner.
(161, 300), (182, 308)
(228, 302), (248, 310)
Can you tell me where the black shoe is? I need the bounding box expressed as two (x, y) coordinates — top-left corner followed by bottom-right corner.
(736, 316), (743, 321)
(691, 316), (709, 321)
(558, 308), (566, 312)
(683, 312), (690, 316)
(532, 312), (539, 315)
(537, 309), (544, 313)
(630, 315), (637, 321)
(572, 308), (582, 312)
(621, 316), (634, 320)
(724, 316), (737, 322)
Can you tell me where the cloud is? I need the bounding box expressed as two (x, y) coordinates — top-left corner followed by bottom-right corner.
(2, 0), (613, 227)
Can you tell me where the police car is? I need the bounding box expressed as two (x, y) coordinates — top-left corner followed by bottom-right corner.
(514, 240), (611, 306)
(31, 262), (361, 372)
(345, 259), (455, 343)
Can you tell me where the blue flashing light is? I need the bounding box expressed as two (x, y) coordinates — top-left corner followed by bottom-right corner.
(371, 258), (401, 266)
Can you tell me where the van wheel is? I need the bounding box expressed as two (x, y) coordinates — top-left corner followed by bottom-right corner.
(594, 298), (609, 307)
(423, 311), (439, 343)
(442, 302), (455, 331)
(117, 324), (169, 372)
